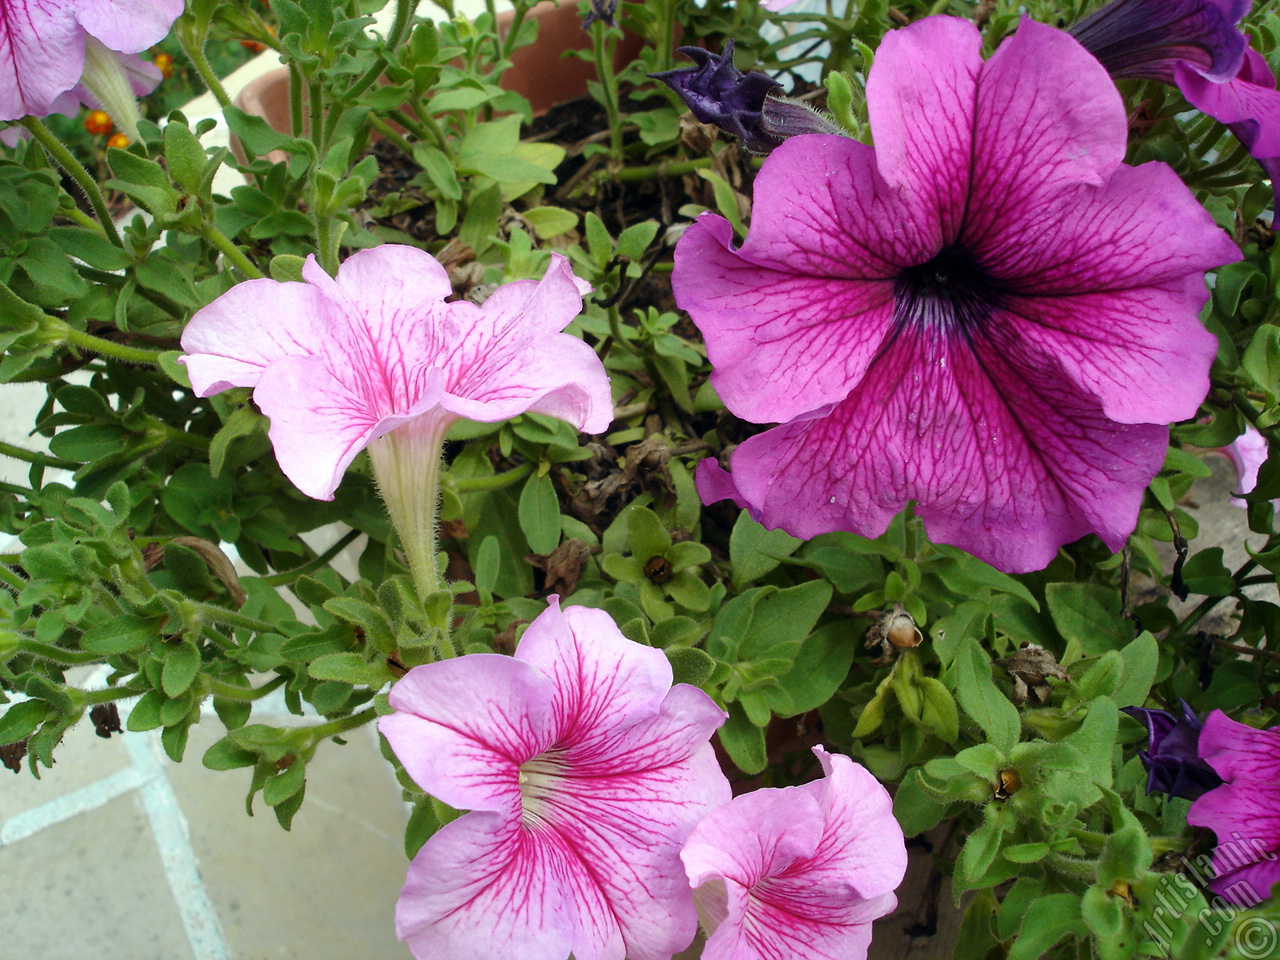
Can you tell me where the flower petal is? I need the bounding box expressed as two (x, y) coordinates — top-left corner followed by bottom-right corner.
(179, 278), (330, 394)
(1069, 0), (1248, 83)
(682, 786), (824, 891)
(515, 599), (676, 746)
(251, 355), (442, 499)
(439, 256), (613, 434)
(696, 458), (752, 513)
(1198, 710), (1280, 782)
(73, 0), (185, 54)
(960, 19), (1126, 250)
(725, 323), (1167, 572)
(791, 748), (908, 902)
(0, 0), (85, 120)
(1177, 48), (1280, 157)
(380, 653), (557, 813)
(396, 811), (577, 960)
(1188, 779), (1280, 891)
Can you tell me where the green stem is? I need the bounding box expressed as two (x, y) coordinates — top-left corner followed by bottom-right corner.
(590, 21), (623, 161)
(613, 156), (715, 182)
(76, 266), (184, 318)
(154, 422), (212, 451)
(0, 441), (79, 472)
(306, 706), (377, 742)
(201, 224), (266, 279)
(20, 117), (122, 247)
(289, 64), (305, 139)
(210, 675), (288, 701)
(367, 115), (417, 157)
(192, 602), (276, 634)
(22, 640), (103, 665)
(452, 461), (535, 493)
(309, 80), (326, 156)
(263, 528), (363, 586)
(63, 205), (106, 235)
(0, 480), (32, 496)
(1045, 852), (1100, 883)
(339, 0), (417, 106)
(410, 100), (450, 149)
(84, 685), (146, 705)
(179, 34), (232, 108)
(499, 0), (531, 60)
(61, 324), (164, 365)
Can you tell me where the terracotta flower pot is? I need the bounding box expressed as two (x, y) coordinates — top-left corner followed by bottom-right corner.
(232, 1), (646, 161)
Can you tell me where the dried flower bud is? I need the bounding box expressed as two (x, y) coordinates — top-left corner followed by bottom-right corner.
(583, 0), (618, 28)
(758, 96), (844, 146)
(994, 767), (1021, 799)
(885, 610), (923, 648)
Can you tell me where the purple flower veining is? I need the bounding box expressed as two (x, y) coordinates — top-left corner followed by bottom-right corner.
(1122, 702), (1223, 801)
(674, 16), (1240, 573)
(1188, 711), (1280, 906)
(379, 597), (731, 960)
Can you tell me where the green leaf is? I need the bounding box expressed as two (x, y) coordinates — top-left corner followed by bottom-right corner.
(955, 638), (1020, 754)
(202, 736), (258, 770)
(0, 700), (48, 745)
(893, 768), (959, 835)
(264, 759), (307, 806)
(164, 122), (208, 194)
(518, 473), (561, 555)
(1046, 582), (1129, 656)
(1007, 894), (1087, 960)
(763, 620), (856, 717)
(522, 206), (578, 239)
(729, 512), (801, 590)
(666, 646), (715, 687)
(1112, 632), (1159, 708)
(917, 676), (960, 742)
(627, 506), (671, 563)
(80, 615), (155, 656)
(738, 580), (832, 662)
(411, 143), (463, 200)
(718, 702), (767, 774)
(308, 653), (393, 687)
(161, 641), (202, 697)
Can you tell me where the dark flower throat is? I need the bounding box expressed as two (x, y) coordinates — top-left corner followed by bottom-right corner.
(892, 246), (1006, 338)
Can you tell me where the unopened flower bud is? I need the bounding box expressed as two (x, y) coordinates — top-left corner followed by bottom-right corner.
(885, 610), (922, 648)
(759, 96), (844, 146)
(107, 132), (129, 149)
(994, 768), (1021, 799)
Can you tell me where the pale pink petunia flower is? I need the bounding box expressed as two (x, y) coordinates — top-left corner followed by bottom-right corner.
(1220, 423), (1271, 507)
(677, 15), (1240, 573)
(180, 245), (612, 501)
(0, 0), (181, 138)
(378, 597), (731, 960)
(1188, 711), (1280, 906)
(681, 746), (906, 960)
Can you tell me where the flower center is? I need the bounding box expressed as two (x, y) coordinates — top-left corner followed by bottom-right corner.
(518, 752), (569, 827)
(893, 246), (1005, 337)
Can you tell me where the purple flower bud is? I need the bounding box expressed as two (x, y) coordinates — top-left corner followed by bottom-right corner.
(650, 41), (785, 152)
(582, 0), (618, 29)
(1122, 701), (1224, 801)
(1068, 0), (1248, 83)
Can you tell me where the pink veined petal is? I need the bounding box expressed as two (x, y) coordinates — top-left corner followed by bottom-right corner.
(1223, 425), (1268, 500)
(1198, 710), (1280, 781)
(178, 277), (331, 394)
(682, 787), (824, 892)
(396, 810), (577, 960)
(1178, 49), (1280, 158)
(1187, 779), (1280, 889)
(379, 653), (557, 813)
(514, 599), (677, 747)
(791, 748), (908, 903)
(301, 252), (457, 420)
(725, 320), (1168, 573)
(1209, 855), (1280, 907)
(700, 888), (890, 960)
(250, 355), (442, 500)
(530, 739), (728, 960)
(439, 256), (613, 434)
(959, 19), (1127, 250)
(866, 17), (982, 240)
(0, 0), (84, 119)
(74, 0), (185, 53)
(673, 200), (898, 425)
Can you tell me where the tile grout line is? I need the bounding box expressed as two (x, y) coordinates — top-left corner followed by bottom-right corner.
(0, 763), (150, 846)
(125, 730), (232, 960)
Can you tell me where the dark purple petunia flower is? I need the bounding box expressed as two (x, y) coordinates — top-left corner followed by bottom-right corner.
(675, 16), (1240, 573)
(651, 41), (842, 153)
(1189, 711), (1280, 906)
(1122, 702), (1223, 801)
(1068, 0), (1248, 83)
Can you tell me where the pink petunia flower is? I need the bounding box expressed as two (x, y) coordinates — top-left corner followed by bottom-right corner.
(1219, 423), (1272, 507)
(378, 597), (731, 960)
(0, 0), (182, 140)
(180, 245), (611, 595)
(676, 16), (1240, 573)
(680, 746), (906, 960)
(1188, 711), (1280, 906)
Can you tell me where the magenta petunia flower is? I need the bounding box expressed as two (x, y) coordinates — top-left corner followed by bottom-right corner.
(1188, 711), (1280, 906)
(675, 16), (1240, 572)
(180, 245), (612, 501)
(0, 0), (182, 134)
(378, 597), (731, 960)
(680, 746), (906, 960)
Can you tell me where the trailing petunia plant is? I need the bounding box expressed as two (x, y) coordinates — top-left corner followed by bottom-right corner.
(2, 0), (1280, 957)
